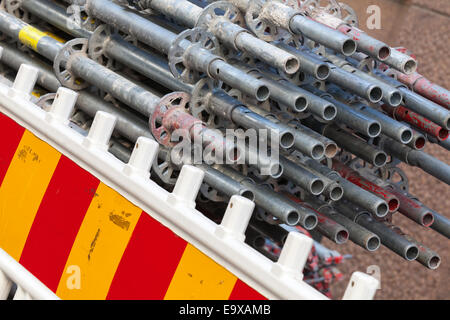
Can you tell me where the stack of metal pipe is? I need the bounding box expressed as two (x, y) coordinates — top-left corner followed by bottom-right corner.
(0, 0), (448, 296)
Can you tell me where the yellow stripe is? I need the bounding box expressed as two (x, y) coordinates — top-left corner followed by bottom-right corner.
(56, 183), (142, 300)
(0, 131), (61, 260)
(18, 26), (48, 51)
(44, 32), (66, 43)
(164, 244), (238, 300)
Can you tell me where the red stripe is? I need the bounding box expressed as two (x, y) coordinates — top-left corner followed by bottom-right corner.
(228, 279), (267, 300)
(106, 213), (187, 300)
(19, 156), (100, 292)
(0, 113), (25, 185)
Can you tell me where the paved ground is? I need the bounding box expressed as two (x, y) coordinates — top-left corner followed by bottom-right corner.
(324, 0), (450, 300)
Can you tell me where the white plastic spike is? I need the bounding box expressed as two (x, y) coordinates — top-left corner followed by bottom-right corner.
(83, 111), (117, 151)
(272, 232), (313, 280)
(124, 137), (159, 178)
(0, 270), (12, 300)
(343, 271), (379, 300)
(47, 87), (78, 123)
(13, 286), (32, 300)
(11, 64), (39, 99)
(216, 195), (255, 241)
(170, 165), (204, 209)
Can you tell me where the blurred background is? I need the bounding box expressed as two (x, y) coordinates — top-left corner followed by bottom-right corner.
(325, 0), (450, 300)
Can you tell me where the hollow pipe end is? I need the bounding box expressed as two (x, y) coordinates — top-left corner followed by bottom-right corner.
(365, 236), (381, 252)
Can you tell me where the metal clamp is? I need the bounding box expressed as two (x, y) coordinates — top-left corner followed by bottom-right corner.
(245, 0), (281, 42)
(190, 78), (229, 128)
(149, 92), (192, 147)
(197, 1), (245, 30)
(88, 24), (138, 70)
(36, 93), (56, 111)
(319, 1), (357, 27)
(336, 2), (358, 26)
(168, 27), (220, 84)
(385, 166), (409, 192)
(282, 0), (358, 27)
(152, 147), (181, 186)
(5, 0), (37, 24)
(302, 0), (341, 15)
(67, 4), (99, 32)
(357, 56), (378, 75)
(196, 1), (246, 54)
(278, 0), (310, 12)
(53, 38), (90, 90)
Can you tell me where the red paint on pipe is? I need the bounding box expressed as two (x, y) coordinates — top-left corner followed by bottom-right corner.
(396, 72), (450, 109)
(383, 48), (449, 109)
(333, 161), (400, 212)
(382, 104), (449, 141)
(387, 188), (434, 227)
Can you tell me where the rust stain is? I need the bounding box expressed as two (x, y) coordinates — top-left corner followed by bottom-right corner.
(17, 148), (27, 161)
(109, 212), (130, 231)
(88, 228), (101, 261)
(17, 146), (30, 161)
(16, 145), (41, 163)
(122, 211), (132, 218)
(32, 153), (39, 162)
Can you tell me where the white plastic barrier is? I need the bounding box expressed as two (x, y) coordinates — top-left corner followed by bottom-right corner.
(0, 63), (379, 300)
(0, 248), (59, 300)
